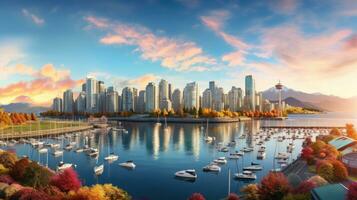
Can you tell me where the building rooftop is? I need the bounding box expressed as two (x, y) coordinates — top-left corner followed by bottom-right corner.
(311, 184), (348, 200)
(328, 136), (356, 151)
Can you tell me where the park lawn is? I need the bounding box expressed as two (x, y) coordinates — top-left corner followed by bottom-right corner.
(0, 121), (86, 134)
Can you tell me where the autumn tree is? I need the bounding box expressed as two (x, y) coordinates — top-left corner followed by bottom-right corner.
(50, 168), (81, 192)
(346, 124), (357, 139)
(241, 184), (259, 200)
(0, 151), (18, 168)
(10, 158), (30, 181)
(10, 188), (51, 200)
(226, 193), (240, 200)
(316, 161), (334, 182)
(258, 172), (291, 200)
(21, 162), (53, 188)
(330, 160), (348, 182)
(330, 128), (341, 136)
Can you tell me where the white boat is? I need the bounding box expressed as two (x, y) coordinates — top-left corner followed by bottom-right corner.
(275, 153), (289, 159)
(228, 154), (240, 159)
(57, 161), (73, 171)
(213, 157), (227, 164)
(119, 160), (136, 169)
(257, 151), (266, 159)
(243, 165), (263, 171)
(175, 169), (197, 179)
(52, 150), (63, 157)
(38, 148), (48, 154)
(219, 147), (229, 152)
(203, 164), (221, 172)
(64, 144), (73, 150)
(88, 148), (99, 157)
(204, 136), (213, 142)
(234, 171), (257, 180)
(242, 147), (254, 152)
(94, 164), (104, 175)
(104, 153), (119, 161)
(75, 148), (84, 153)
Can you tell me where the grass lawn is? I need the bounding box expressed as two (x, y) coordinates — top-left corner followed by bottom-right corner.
(0, 121), (86, 134)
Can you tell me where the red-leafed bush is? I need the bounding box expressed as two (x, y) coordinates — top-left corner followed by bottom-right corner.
(10, 188), (51, 200)
(301, 147), (313, 160)
(330, 160), (348, 182)
(227, 193), (240, 200)
(41, 186), (65, 200)
(0, 174), (15, 184)
(347, 182), (357, 200)
(293, 180), (316, 194)
(10, 158), (30, 181)
(258, 172), (291, 200)
(50, 168), (81, 192)
(188, 193), (206, 200)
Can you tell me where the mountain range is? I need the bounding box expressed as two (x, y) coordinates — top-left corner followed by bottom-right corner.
(0, 103), (49, 114)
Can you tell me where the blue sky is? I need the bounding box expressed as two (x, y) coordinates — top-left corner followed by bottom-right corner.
(0, 0), (357, 105)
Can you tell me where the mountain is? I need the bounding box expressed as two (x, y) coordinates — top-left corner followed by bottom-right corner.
(270, 97), (323, 111)
(262, 86), (357, 112)
(0, 103), (50, 114)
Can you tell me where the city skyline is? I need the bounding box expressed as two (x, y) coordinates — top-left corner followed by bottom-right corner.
(1, 0), (357, 106)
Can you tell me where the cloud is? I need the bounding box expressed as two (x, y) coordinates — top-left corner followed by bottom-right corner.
(85, 16), (216, 72)
(0, 43), (25, 67)
(222, 51), (245, 66)
(269, 0), (298, 14)
(12, 95), (34, 104)
(22, 9), (45, 26)
(0, 64), (83, 106)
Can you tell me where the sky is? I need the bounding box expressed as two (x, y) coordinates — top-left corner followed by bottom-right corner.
(0, 0), (357, 106)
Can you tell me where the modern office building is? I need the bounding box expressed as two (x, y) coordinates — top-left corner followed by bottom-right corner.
(63, 89), (74, 113)
(255, 92), (263, 112)
(228, 86), (243, 111)
(81, 83), (86, 92)
(245, 75), (256, 111)
(183, 82), (199, 110)
(85, 76), (98, 113)
(97, 81), (105, 93)
(160, 98), (172, 111)
(171, 89), (182, 112)
(52, 97), (63, 112)
(75, 92), (86, 113)
(122, 87), (134, 112)
(132, 88), (138, 112)
(97, 91), (107, 113)
(145, 82), (157, 112)
(202, 89), (212, 109)
(168, 83), (173, 101)
(159, 79), (171, 110)
(106, 91), (118, 113)
(137, 90), (146, 113)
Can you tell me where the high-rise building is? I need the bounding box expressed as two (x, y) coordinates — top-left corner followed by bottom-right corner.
(145, 82), (157, 112)
(202, 89), (212, 109)
(97, 81), (105, 93)
(85, 77), (97, 113)
(160, 98), (172, 111)
(172, 89), (182, 112)
(122, 87), (134, 112)
(183, 82), (199, 110)
(255, 92), (263, 112)
(168, 83), (173, 101)
(137, 90), (146, 113)
(132, 88), (138, 112)
(75, 92), (86, 113)
(107, 86), (115, 93)
(245, 75), (256, 111)
(63, 89), (74, 113)
(228, 86), (243, 111)
(159, 79), (171, 110)
(52, 97), (63, 112)
(81, 83), (86, 92)
(106, 91), (118, 113)
(97, 91), (107, 113)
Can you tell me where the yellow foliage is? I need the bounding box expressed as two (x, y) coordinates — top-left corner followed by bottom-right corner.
(0, 164), (9, 175)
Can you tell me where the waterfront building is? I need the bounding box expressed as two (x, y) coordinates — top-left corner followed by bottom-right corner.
(168, 83), (173, 101)
(75, 92), (86, 113)
(255, 92), (263, 112)
(137, 90), (146, 113)
(213, 87), (224, 111)
(122, 87), (134, 112)
(63, 89), (74, 113)
(202, 89), (212, 109)
(160, 98), (172, 111)
(245, 75), (256, 111)
(159, 79), (171, 110)
(52, 97), (63, 112)
(145, 82), (158, 112)
(183, 82), (199, 110)
(107, 86), (115, 93)
(97, 81), (105, 93)
(171, 89), (182, 112)
(97, 91), (107, 113)
(85, 76), (98, 113)
(133, 88), (138, 112)
(106, 91), (118, 113)
(228, 86), (243, 111)
(81, 83), (86, 92)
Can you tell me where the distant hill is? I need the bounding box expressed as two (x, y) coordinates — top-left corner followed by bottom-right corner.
(270, 97), (323, 111)
(262, 86), (357, 112)
(0, 103), (49, 114)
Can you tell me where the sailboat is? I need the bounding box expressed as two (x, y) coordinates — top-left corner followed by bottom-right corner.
(204, 119), (213, 142)
(94, 164), (104, 175)
(155, 114), (161, 126)
(104, 136), (119, 162)
(56, 136), (74, 171)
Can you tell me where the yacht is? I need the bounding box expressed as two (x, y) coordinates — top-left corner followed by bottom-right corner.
(275, 153), (289, 159)
(257, 151), (266, 159)
(119, 160), (136, 169)
(219, 147), (229, 152)
(64, 144), (73, 151)
(175, 169), (197, 179)
(213, 157), (227, 164)
(251, 162), (260, 165)
(94, 164), (104, 175)
(38, 148), (48, 154)
(52, 150), (63, 157)
(243, 165), (263, 171)
(234, 171), (257, 180)
(75, 147), (84, 153)
(104, 153), (119, 162)
(204, 136), (213, 142)
(203, 164), (221, 172)
(88, 148), (99, 157)
(242, 147), (254, 152)
(57, 161), (73, 171)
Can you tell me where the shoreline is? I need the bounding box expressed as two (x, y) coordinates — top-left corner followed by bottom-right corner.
(108, 116), (252, 123)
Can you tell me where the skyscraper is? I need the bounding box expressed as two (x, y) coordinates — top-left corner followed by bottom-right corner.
(121, 87), (134, 112)
(75, 92), (86, 113)
(183, 82), (199, 110)
(145, 82), (157, 112)
(85, 76), (97, 113)
(202, 89), (212, 109)
(171, 89), (182, 112)
(159, 79), (171, 110)
(106, 91), (118, 113)
(245, 75), (256, 111)
(97, 81), (105, 93)
(63, 89), (74, 113)
(132, 88), (138, 112)
(168, 83), (173, 101)
(137, 90), (146, 113)
(52, 97), (63, 112)
(228, 86), (243, 111)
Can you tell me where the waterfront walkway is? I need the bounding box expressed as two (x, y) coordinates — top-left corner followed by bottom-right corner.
(262, 126), (345, 129)
(282, 158), (315, 180)
(0, 125), (93, 140)
(109, 116), (251, 123)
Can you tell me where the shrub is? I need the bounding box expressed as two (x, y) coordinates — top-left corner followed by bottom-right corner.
(21, 162), (53, 188)
(330, 128), (341, 136)
(0, 164), (9, 175)
(188, 193), (205, 200)
(316, 161), (334, 182)
(330, 160), (348, 182)
(0, 152), (17, 169)
(10, 188), (51, 200)
(241, 184), (259, 200)
(10, 158), (30, 181)
(0, 174), (15, 184)
(50, 168), (81, 192)
(307, 176), (328, 187)
(40, 186), (65, 200)
(310, 140), (326, 155)
(258, 172), (291, 200)
(347, 182), (357, 200)
(226, 193), (240, 200)
(301, 147), (313, 161)
(101, 184), (131, 200)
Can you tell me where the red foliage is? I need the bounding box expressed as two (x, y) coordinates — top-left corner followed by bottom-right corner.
(347, 182), (357, 200)
(301, 147), (313, 160)
(330, 160), (348, 181)
(10, 158), (30, 181)
(188, 193), (206, 200)
(227, 193), (240, 200)
(258, 172), (291, 200)
(40, 186), (65, 200)
(10, 188), (51, 200)
(293, 180), (316, 194)
(0, 174), (16, 184)
(50, 168), (81, 192)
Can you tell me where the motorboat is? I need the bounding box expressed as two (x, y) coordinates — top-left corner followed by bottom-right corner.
(104, 153), (119, 162)
(243, 165), (263, 171)
(94, 164), (104, 175)
(175, 169), (197, 179)
(257, 151), (266, 159)
(228, 154), (240, 159)
(251, 162), (260, 165)
(234, 171), (257, 180)
(275, 153), (289, 159)
(219, 147), (229, 152)
(64, 144), (73, 151)
(202, 164), (221, 172)
(57, 161), (73, 171)
(213, 157), (227, 164)
(38, 148), (48, 154)
(75, 148), (84, 153)
(52, 150), (63, 157)
(204, 136), (213, 142)
(119, 160), (136, 169)
(242, 147), (254, 152)
(88, 148), (99, 157)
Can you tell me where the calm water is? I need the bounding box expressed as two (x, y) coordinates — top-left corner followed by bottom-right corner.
(7, 113), (357, 200)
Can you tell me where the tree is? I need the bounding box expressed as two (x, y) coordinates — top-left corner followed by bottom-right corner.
(316, 161), (334, 182)
(226, 193), (240, 200)
(347, 182), (357, 200)
(301, 147), (313, 160)
(330, 160), (348, 182)
(241, 184), (259, 200)
(310, 140), (326, 155)
(346, 124), (357, 140)
(258, 172), (291, 200)
(101, 184), (131, 200)
(10, 158), (30, 181)
(0, 151), (18, 168)
(50, 168), (81, 192)
(10, 188), (51, 200)
(21, 162), (53, 188)
(188, 193), (205, 200)
(330, 128), (341, 136)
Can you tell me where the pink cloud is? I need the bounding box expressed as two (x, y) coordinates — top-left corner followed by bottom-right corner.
(22, 9), (45, 25)
(222, 51), (245, 67)
(85, 16), (216, 72)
